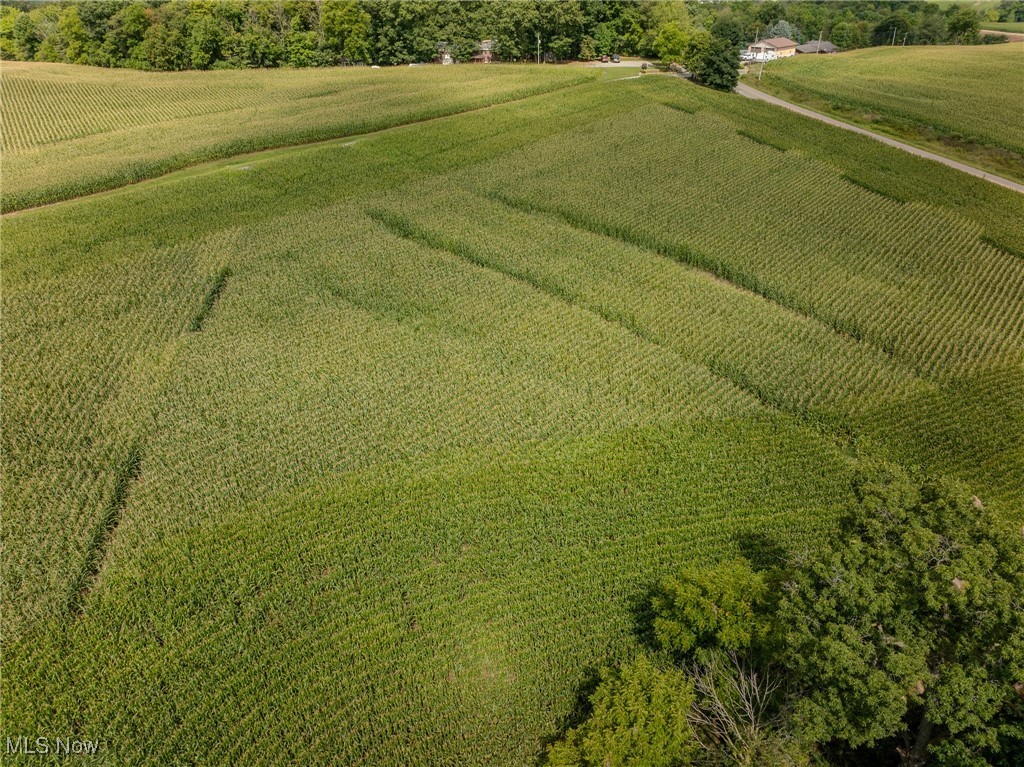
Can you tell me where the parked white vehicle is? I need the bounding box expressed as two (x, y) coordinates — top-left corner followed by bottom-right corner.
(750, 51), (778, 62)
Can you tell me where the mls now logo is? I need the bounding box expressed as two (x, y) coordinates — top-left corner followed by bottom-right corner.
(6, 736), (100, 755)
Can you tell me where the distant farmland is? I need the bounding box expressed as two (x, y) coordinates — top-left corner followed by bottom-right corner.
(0, 62), (594, 211)
(748, 44), (1024, 181)
(3, 61), (1023, 766)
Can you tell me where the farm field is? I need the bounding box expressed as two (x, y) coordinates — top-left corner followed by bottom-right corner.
(3, 63), (1024, 766)
(983, 20), (1024, 33)
(747, 43), (1024, 182)
(0, 62), (595, 212)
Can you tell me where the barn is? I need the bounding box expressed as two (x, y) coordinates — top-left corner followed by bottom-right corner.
(796, 40), (839, 54)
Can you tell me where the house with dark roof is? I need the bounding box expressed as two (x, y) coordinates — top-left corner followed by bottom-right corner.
(796, 40), (839, 54)
(471, 40), (495, 63)
(747, 37), (799, 58)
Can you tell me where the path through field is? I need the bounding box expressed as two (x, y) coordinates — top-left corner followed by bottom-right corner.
(735, 82), (1024, 194)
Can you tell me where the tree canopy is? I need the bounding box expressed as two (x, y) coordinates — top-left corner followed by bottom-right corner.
(0, 0), (997, 70)
(547, 465), (1024, 766)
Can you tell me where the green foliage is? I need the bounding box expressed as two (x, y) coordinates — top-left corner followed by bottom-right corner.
(138, 4), (190, 70)
(550, 470), (1022, 767)
(780, 464), (1024, 762)
(546, 656), (698, 767)
(653, 21), (688, 64)
(692, 36), (739, 92)
(321, 0), (371, 63)
(711, 14), (746, 48)
(101, 3), (149, 66)
(0, 0), (997, 71)
(829, 21), (868, 50)
(949, 7), (982, 43)
(872, 10), (914, 46)
(188, 15), (224, 70)
(652, 559), (773, 657)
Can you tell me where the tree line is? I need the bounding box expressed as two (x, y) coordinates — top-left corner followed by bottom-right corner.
(547, 463), (1024, 767)
(0, 1), (1011, 71)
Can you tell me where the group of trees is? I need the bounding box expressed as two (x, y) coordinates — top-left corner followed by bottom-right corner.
(0, 0), (698, 69)
(0, 1), (1004, 71)
(549, 464), (1024, 766)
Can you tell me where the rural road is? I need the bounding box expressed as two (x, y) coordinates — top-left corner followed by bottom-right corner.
(981, 28), (1024, 41)
(734, 82), (1024, 195)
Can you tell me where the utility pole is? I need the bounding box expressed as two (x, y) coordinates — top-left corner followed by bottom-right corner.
(536, 31), (541, 65)
(891, 27), (897, 46)
(902, 32), (908, 46)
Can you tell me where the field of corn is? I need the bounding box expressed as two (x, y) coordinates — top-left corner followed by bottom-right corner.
(3, 60), (1023, 765)
(749, 43), (1024, 181)
(0, 62), (595, 212)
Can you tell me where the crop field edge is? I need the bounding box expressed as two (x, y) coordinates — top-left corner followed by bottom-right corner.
(0, 67), (598, 214)
(743, 55), (1024, 184)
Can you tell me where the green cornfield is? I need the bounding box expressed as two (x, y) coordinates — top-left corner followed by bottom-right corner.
(749, 43), (1024, 180)
(2, 60), (1022, 766)
(0, 62), (595, 212)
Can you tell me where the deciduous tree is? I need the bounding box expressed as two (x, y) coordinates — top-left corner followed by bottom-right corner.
(780, 465), (1024, 766)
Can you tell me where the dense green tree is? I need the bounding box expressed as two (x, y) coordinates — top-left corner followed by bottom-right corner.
(592, 20), (617, 55)
(321, 0), (371, 62)
(578, 33), (595, 61)
(283, 29), (324, 66)
(653, 21), (687, 64)
(188, 14), (224, 68)
(830, 20), (868, 50)
(765, 18), (801, 42)
(75, 0), (125, 43)
(780, 465), (1024, 766)
(997, 0), (1024, 22)
(5, 0), (994, 71)
(550, 465), (1024, 766)
(102, 3), (149, 66)
(872, 10), (915, 46)
(916, 13), (948, 45)
(711, 13), (746, 48)
(138, 4), (190, 70)
(681, 29), (712, 73)
(539, 0), (585, 61)
(228, 23), (284, 67)
(0, 6), (20, 59)
(653, 558), (773, 658)
(546, 655), (699, 767)
(948, 7), (981, 44)
(56, 5), (92, 63)
(12, 11), (37, 59)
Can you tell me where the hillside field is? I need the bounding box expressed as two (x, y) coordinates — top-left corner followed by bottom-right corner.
(3, 61), (1024, 765)
(0, 62), (594, 212)
(983, 20), (1024, 33)
(748, 43), (1024, 182)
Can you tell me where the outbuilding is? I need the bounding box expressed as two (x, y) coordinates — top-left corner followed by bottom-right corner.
(471, 40), (495, 63)
(747, 37), (799, 58)
(796, 40), (839, 54)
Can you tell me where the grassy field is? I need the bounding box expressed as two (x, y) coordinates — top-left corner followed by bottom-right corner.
(0, 62), (595, 212)
(982, 20), (1024, 33)
(3, 64), (1024, 765)
(746, 44), (1024, 181)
